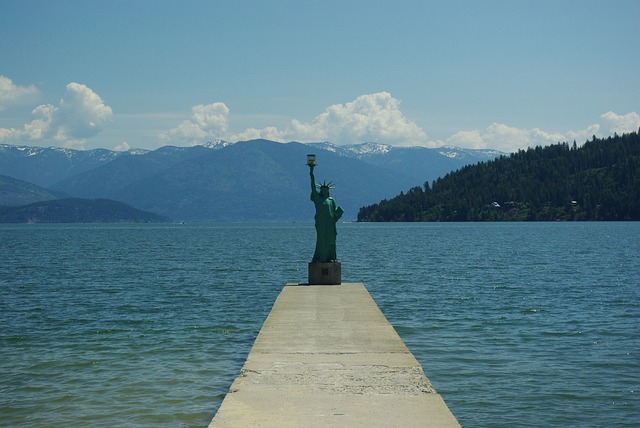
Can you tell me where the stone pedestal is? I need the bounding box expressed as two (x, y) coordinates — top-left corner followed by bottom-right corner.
(308, 262), (342, 285)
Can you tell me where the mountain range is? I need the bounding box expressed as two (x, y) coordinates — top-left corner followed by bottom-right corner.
(0, 140), (501, 221)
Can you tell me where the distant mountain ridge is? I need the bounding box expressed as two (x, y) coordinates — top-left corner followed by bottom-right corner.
(308, 142), (503, 187)
(0, 139), (235, 188)
(0, 140), (502, 221)
(0, 143), (144, 188)
(309, 141), (501, 160)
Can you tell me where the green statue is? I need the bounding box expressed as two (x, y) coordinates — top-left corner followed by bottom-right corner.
(309, 162), (344, 262)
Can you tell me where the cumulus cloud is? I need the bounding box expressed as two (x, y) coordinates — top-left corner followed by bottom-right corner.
(55, 82), (113, 140)
(114, 141), (131, 152)
(565, 123), (601, 144)
(442, 111), (639, 152)
(0, 75), (39, 110)
(445, 130), (484, 149)
(162, 93), (638, 153)
(232, 126), (283, 143)
(600, 111), (640, 135)
(0, 82), (112, 149)
(443, 124), (566, 152)
(230, 92), (430, 146)
(159, 102), (229, 145)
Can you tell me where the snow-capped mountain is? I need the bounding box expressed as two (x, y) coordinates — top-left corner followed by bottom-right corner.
(436, 146), (503, 161)
(308, 141), (500, 161)
(0, 143), (137, 187)
(307, 142), (393, 156)
(202, 139), (234, 150)
(305, 141), (502, 186)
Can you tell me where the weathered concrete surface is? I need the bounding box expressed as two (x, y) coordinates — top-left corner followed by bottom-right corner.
(209, 283), (460, 427)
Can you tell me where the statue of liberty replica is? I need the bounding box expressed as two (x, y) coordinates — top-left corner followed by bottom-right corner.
(307, 154), (344, 284)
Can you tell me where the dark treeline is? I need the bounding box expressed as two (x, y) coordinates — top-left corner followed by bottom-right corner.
(358, 131), (640, 222)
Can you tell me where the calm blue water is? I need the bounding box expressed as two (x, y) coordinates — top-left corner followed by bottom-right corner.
(1, 222), (638, 427)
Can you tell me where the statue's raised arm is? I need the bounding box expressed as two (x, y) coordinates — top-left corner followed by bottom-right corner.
(310, 165), (318, 197)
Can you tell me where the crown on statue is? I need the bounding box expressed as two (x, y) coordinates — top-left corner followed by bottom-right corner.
(317, 180), (334, 190)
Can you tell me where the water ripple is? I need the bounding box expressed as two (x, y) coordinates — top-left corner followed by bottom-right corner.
(1, 222), (638, 427)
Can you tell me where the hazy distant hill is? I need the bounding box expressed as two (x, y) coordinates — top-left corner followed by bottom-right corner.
(0, 175), (66, 206)
(0, 198), (170, 223)
(0, 139), (501, 221)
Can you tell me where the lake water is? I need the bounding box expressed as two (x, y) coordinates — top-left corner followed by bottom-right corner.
(1, 222), (638, 427)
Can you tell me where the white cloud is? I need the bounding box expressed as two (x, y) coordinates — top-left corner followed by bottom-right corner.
(0, 82), (112, 149)
(232, 126), (283, 142)
(23, 104), (56, 140)
(565, 123), (601, 144)
(114, 141), (131, 151)
(159, 102), (229, 145)
(0, 76), (39, 110)
(445, 130), (484, 149)
(230, 92), (430, 146)
(600, 111), (640, 135)
(484, 123), (566, 152)
(169, 94), (638, 153)
(55, 82), (113, 140)
(443, 123), (565, 152)
(442, 111), (639, 152)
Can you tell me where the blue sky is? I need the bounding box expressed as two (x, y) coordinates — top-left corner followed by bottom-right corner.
(1, 0), (639, 152)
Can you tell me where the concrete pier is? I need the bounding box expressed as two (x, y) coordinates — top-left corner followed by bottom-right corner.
(209, 283), (460, 427)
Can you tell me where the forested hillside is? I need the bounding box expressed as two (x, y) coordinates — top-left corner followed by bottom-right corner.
(358, 131), (640, 222)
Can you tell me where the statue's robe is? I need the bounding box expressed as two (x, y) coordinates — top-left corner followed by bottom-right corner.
(311, 192), (343, 262)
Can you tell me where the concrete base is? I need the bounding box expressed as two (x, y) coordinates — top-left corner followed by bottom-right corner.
(209, 283), (460, 427)
(308, 262), (341, 285)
